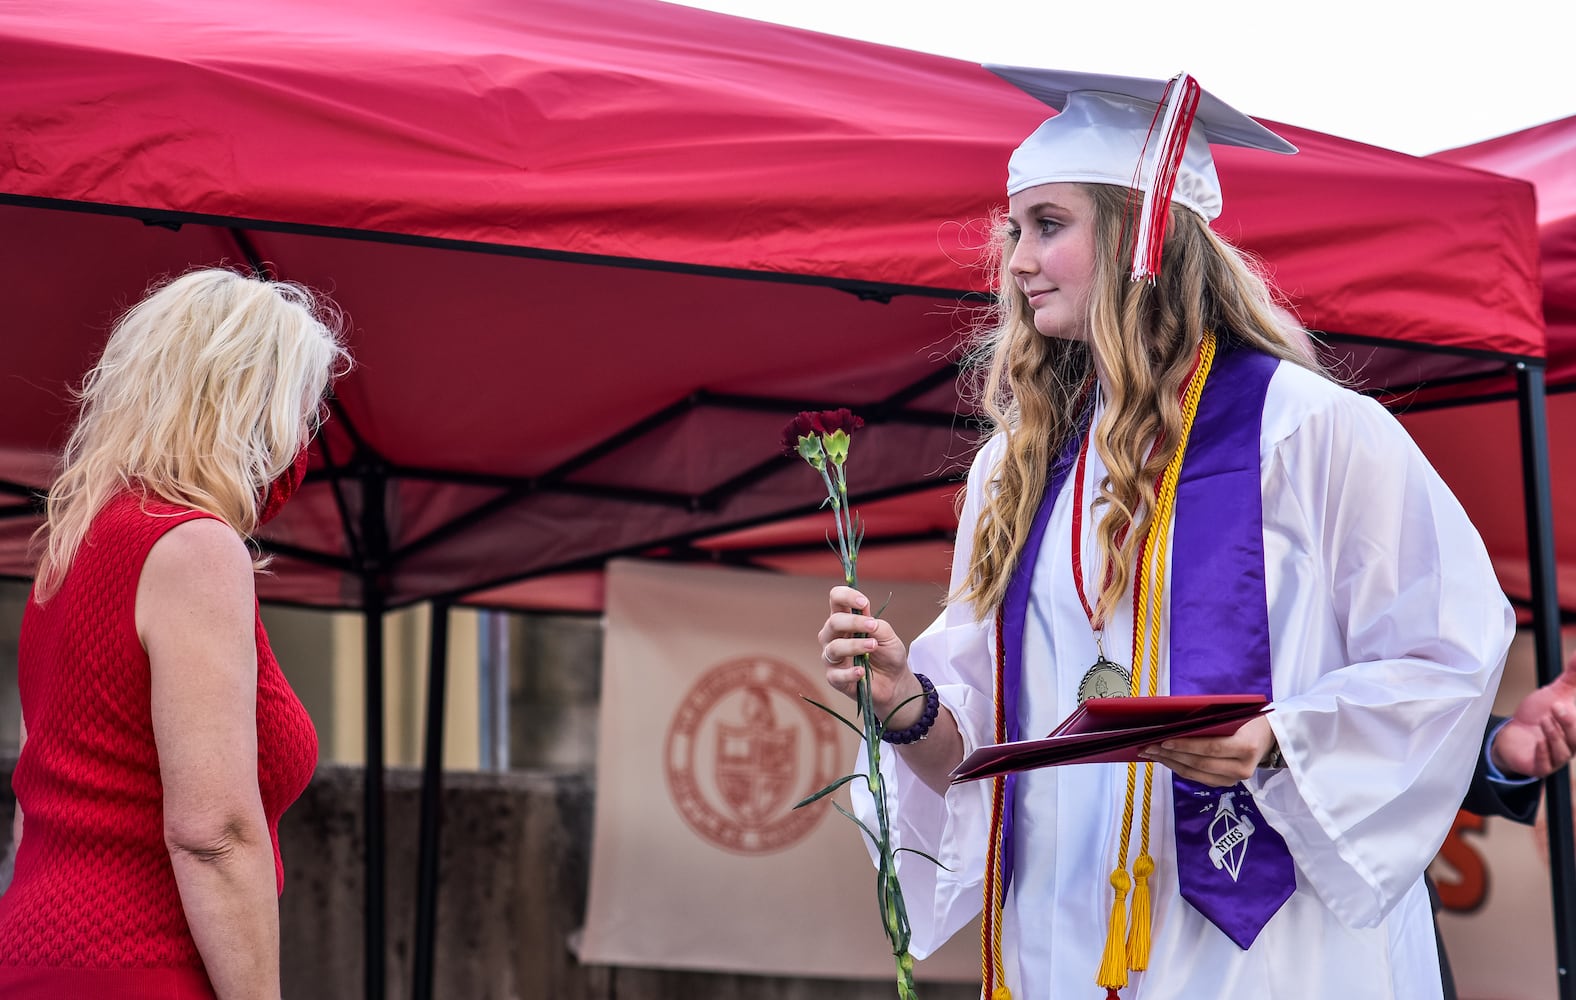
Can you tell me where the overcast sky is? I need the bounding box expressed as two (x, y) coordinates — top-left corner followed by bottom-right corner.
(668, 0), (1573, 156)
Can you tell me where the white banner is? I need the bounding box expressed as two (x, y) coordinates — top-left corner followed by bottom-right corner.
(578, 558), (980, 981)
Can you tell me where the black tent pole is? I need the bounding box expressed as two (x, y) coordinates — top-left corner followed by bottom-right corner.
(361, 466), (389, 1000)
(412, 600), (451, 1000)
(1516, 361), (1575, 1000)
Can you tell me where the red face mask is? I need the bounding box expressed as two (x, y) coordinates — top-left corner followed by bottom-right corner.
(258, 446), (310, 526)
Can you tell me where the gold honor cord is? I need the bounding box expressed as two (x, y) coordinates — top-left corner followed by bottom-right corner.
(984, 610), (1011, 1000)
(1098, 332), (1216, 997)
(981, 334), (1217, 1000)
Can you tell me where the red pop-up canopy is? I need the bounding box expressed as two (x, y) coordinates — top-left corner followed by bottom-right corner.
(0, 0), (1546, 615)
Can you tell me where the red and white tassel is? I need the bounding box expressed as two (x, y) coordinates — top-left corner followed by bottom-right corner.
(1130, 73), (1202, 282)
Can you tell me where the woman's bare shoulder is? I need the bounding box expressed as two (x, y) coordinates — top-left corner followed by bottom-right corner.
(143, 516), (248, 572)
(138, 518), (253, 629)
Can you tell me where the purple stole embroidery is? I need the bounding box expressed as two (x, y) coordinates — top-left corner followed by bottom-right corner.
(999, 344), (1294, 949)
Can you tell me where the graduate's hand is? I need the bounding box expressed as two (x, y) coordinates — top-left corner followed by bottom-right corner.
(817, 586), (918, 723)
(1141, 715), (1278, 786)
(1492, 670), (1576, 778)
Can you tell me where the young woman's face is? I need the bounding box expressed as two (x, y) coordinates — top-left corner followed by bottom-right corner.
(1005, 182), (1099, 341)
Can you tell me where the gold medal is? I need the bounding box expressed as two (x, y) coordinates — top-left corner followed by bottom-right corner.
(1077, 654), (1133, 705)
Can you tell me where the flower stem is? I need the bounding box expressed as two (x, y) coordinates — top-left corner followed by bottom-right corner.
(821, 456), (915, 996)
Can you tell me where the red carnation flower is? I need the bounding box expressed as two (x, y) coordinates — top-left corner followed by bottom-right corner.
(780, 408), (866, 456)
(780, 411), (823, 455)
(817, 407), (865, 436)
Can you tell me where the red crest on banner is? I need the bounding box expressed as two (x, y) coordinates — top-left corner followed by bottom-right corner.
(665, 657), (841, 854)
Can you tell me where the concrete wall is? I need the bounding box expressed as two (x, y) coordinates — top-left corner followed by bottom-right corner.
(0, 758), (978, 1000)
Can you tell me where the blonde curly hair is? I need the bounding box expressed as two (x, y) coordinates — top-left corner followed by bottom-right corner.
(34, 268), (351, 600)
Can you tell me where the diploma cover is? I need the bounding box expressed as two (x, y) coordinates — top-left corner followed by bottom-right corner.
(951, 693), (1269, 780)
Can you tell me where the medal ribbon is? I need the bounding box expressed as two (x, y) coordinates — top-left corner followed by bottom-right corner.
(1068, 418), (1138, 650)
(1069, 349), (1207, 682)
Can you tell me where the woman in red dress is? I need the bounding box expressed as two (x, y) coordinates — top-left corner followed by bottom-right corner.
(0, 268), (351, 999)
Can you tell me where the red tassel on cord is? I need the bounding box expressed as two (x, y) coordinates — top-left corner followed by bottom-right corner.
(1129, 73), (1202, 282)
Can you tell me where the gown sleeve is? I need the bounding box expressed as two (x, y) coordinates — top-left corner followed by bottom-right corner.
(847, 435), (1003, 958)
(1246, 390), (1514, 929)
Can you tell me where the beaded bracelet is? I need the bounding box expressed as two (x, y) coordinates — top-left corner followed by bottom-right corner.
(881, 673), (939, 745)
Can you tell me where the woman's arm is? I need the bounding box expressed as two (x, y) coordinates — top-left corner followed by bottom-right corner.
(138, 518), (280, 1000)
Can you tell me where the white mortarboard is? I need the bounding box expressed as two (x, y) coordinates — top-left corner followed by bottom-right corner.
(986, 66), (1297, 279)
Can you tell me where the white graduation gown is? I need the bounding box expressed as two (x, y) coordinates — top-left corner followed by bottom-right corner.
(852, 361), (1513, 999)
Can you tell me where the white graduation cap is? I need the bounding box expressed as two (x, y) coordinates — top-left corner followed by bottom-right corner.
(986, 66), (1297, 280)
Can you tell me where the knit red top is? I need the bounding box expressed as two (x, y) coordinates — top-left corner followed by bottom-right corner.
(0, 492), (318, 999)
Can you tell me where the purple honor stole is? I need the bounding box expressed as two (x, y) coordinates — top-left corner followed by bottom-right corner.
(999, 344), (1294, 950)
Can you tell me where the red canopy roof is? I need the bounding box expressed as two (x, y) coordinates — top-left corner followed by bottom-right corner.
(1408, 116), (1576, 614)
(0, 0), (1546, 609)
(1435, 115), (1576, 380)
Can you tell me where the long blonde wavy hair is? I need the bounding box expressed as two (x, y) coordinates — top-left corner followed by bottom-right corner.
(34, 268), (351, 601)
(956, 183), (1323, 623)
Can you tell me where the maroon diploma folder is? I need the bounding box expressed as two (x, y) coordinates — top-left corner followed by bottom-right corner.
(950, 694), (1270, 784)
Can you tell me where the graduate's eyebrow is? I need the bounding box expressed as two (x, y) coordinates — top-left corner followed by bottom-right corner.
(1011, 200), (1075, 222)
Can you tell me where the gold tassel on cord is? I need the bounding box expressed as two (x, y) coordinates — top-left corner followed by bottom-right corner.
(1126, 852), (1155, 969)
(1096, 866), (1132, 991)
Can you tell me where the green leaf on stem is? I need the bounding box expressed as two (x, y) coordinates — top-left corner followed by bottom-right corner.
(887, 875), (913, 951)
(799, 696), (864, 739)
(833, 800), (883, 849)
(895, 846), (952, 871)
(794, 773), (862, 810)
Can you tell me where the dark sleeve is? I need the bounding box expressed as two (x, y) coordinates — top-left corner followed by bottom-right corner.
(1460, 715), (1541, 824)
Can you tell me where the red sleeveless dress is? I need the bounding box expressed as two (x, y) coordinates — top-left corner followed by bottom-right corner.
(0, 492), (318, 998)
